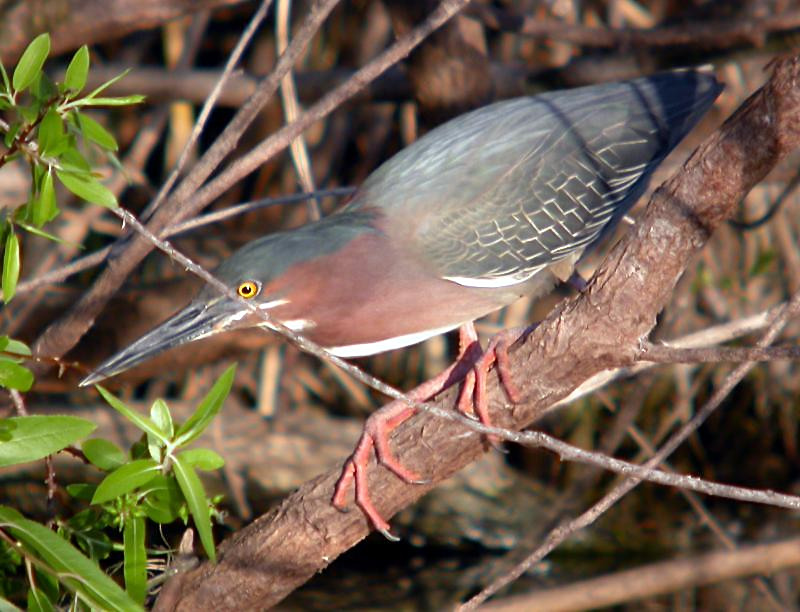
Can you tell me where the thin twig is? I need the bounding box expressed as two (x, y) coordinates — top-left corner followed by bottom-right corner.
(276, 0), (321, 221)
(139, 0), (273, 222)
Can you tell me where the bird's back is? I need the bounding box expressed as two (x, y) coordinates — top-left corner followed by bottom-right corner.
(346, 70), (722, 288)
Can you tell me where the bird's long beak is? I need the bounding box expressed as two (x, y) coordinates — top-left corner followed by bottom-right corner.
(79, 298), (239, 387)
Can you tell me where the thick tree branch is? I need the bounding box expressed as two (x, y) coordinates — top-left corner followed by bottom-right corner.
(153, 57), (800, 611)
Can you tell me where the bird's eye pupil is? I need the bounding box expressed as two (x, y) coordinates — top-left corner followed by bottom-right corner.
(238, 281), (259, 298)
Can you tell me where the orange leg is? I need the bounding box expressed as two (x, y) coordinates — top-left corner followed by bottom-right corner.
(331, 323), (529, 539)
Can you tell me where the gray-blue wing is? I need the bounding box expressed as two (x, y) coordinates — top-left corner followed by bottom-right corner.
(347, 70), (722, 287)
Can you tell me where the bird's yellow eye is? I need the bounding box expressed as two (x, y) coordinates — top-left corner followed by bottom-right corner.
(237, 281), (260, 299)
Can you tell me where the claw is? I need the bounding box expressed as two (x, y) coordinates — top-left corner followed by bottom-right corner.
(332, 322), (531, 536)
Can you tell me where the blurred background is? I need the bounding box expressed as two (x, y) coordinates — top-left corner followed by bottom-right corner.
(2, 0), (800, 609)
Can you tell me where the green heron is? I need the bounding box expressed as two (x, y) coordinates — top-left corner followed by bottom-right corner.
(81, 69), (721, 537)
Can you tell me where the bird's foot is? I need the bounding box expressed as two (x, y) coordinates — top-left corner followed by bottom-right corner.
(332, 399), (420, 540)
(455, 324), (527, 446)
(331, 323), (529, 539)
(331, 355), (474, 539)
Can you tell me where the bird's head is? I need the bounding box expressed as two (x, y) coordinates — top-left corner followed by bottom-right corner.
(79, 211), (376, 386)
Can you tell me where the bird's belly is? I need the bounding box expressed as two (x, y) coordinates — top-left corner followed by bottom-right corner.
(325, 323), (463, 357)
(303, 267), (564, 358)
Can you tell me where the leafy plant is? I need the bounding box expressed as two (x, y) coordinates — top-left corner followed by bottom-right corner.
(0, 32), (144, 303)
(0, 34), (233, 609)
(0, 366), (233, 608)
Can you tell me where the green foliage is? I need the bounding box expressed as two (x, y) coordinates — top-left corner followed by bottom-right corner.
(0, 33), (233, 609)
(92, 364), (236, 563)
(0, 367), (234, 606)
(0, 336), (33, 393)
(0, 507), (139, 610)
(0, 416), (95, 467)
(0, 33), (144, 303)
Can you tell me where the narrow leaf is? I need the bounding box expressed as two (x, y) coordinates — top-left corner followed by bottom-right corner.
(84, 68), (131, 99)
(26, 588), (54, 612)
(71, 95), (146, 107)
(31, 172), (56, 228)
(12, 33), (50, 92)
(63, 45), (89, 94)
(0, 59), (10, 94)
(96, 387), (168, 443)
(55, 170), (117, 208)
(2, 230), (19, 302)
(37, 108), (63, 157)
(123, 515), (147, 604)
(91, 459), (159, 504)
(0, 415), (95, 466)
(0, 506), (141, 611)
(150, 399), (173, 438)
(76, 112), (118, 151)
(172, 455), (215, 562)
(14, 222), (72, 245)
(175, 364), (235, 446)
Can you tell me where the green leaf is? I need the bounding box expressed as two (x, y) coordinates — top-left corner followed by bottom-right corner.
(2, 229), (19, 303)
(175, 364), (235, 447)
(58, 146), (90, 172)
(65, 508), (114, 561)
(37, 108), (63, 157)
(84, 69), (131, 99)
(123, 515), (147, 604)
(91, 459), (159, 504)
(14, 222), (72, 245)
(55, 170), (117, 208)
(0, 358), (33, 391)
(31, 171), (57, 227)
(82, 438), (126, 471)
(0, 415), (95, 467)
(141, 474), (182, 524)
(19, 104), (38, 124)
(172, 455), (215, 562)
(63, 45), (89, 94)
(26, 588), (54, 612)
(32, 71), (57, 103)
(0, 506), (141, 610)
(71, 95), (146, 108)
(75, 112), (118, 151)
(96, 387), (168, 443)
(65, 483), (96, 501)
(12, 33), (50, 93)
(0, 59), (10, 94)
(150, 399), (173, 438)
(4, 338), (30, 356)
(178, 448), (224, 471)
